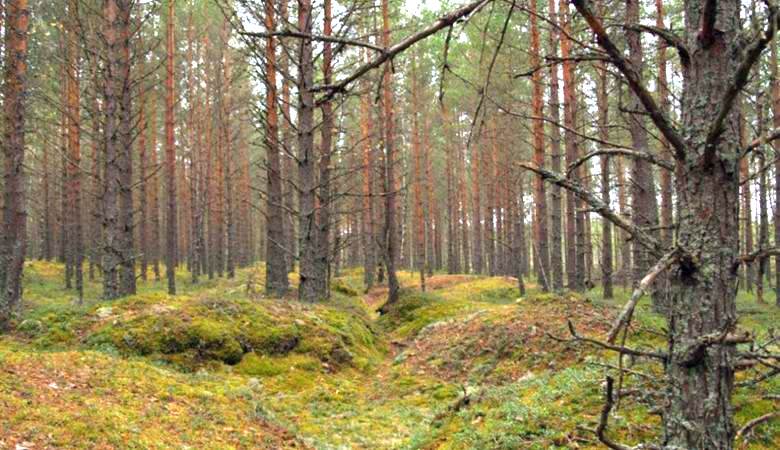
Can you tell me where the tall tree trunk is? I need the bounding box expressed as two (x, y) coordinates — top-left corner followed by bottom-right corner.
(773, 37), (780, 307)
(410, 50), (426, 290)
(165, 0), (177, 295)
(318, 0), (333, 297)
(264, 0), (289, 296)
(297, 0), (320, 302)
(756, 100), (768, 303)
(139, 94), (148, 281)
(656, 0), (673, 248)
(560, 0), (579, 290)
(360, 56), (376, 289)
(66, 0), (84, 302)
(118, 0), (135, 296)
(531, 0), (549, 291)
(149, 96), (162, 282)
(42, 124), (52, 261)
(379, 0), (400, 310)
(514, 174), (526, 296)
(615, 153), (630, 286)
(424, 117), (437, 275)
(625, 0), (659, 298)
(597, 57), (613, 299)
(102, 0), (122, 299)
(221, 23), (236, 280)
(445, 103), (458, 274)
(280, 0), (297, 274)
(458, 135), (470, 274)
(0, 0), (30, 329)
(547, 0), (563, 291)
(739, 117), (754, 292)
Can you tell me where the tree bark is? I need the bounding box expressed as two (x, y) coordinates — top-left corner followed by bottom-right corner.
(597, 56), (613, 299)
(773, 37), (780, 307)
(531, 0), (549, 291)
(318, 0), (334, 297)
(547, 0), (563, 291)
(297, 0), (321, 302)
(0, 0), (30, 329)
(560, 0), (579, 290)
(65, 0), (84, 302)
(165, 0), (177, 295)
(379, 0), (400, 310)
(118, 0), (135, 296)
(264, 0), (289, 296)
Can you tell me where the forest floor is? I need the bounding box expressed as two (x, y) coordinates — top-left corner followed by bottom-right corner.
(0, 261), (778, 449)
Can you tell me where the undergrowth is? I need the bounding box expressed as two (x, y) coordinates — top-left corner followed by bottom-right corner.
(0, 261), (777, 449)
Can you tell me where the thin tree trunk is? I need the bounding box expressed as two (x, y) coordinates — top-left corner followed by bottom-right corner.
(360, 54), (375, 289)
(318, 0), (334, 297)
(531, 0), (549, 291)
(656, 0), (673, 248)
(597, 55), (613, 299)
(66, 0), (84, 302)
(560, 0), (578, 290)
(547, 0), (563, 291)
(379, 0), (400, 310)
(626, 0), (659, 298)
(264, 0), (289, 296)
(773, 37), (780, 307)
(410, 50), (426, 291)
(165, 0), (177, 295)
(297, 0), (320, 302)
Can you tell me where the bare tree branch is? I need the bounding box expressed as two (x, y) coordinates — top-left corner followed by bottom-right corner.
(736, 412), (779, 440)
(621, 24), (690, 65)
(704, 4), (779, 158)
(742, 126), (780, 156)
(568, 148), (675, 177)
(313, 0), (492, 106)
(518, 161), (663, 256)
(607, 248), (682, 343)
(550, 320), (668, 361)
(571, 0), (687, 158)
(596, 377), (633, 450)
(240, 29), (386, 53)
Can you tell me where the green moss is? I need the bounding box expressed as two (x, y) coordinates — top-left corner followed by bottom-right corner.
(331, 278), (360, 297)
(9, 263), (778, 449)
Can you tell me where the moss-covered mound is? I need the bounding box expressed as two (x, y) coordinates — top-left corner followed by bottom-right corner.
(18, 291), (383, 373)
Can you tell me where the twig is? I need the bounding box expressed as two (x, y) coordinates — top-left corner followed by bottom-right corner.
(736, 412), (779, 440)
(596, 377), (632, 450)
(607, 248), (682, 343)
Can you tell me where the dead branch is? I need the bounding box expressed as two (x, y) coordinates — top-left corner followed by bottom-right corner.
(742, 126), (780, 156)
(571, 0), (687, 158)
(607, 248), (682, 343)
(704, 4), (779, 158)
(548, 320), (668, 361)
(738, 247), (780, 266)
(240, 30), (385, 53)
(518, 162), (663, 257)
(568, 148), (675, 177)
(678, 324), (752, 368)
(736, 412), (779, 441)
(596, 377), (633, 450)
(621, 24), (689, 65)
(314, 0), (492, 106)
